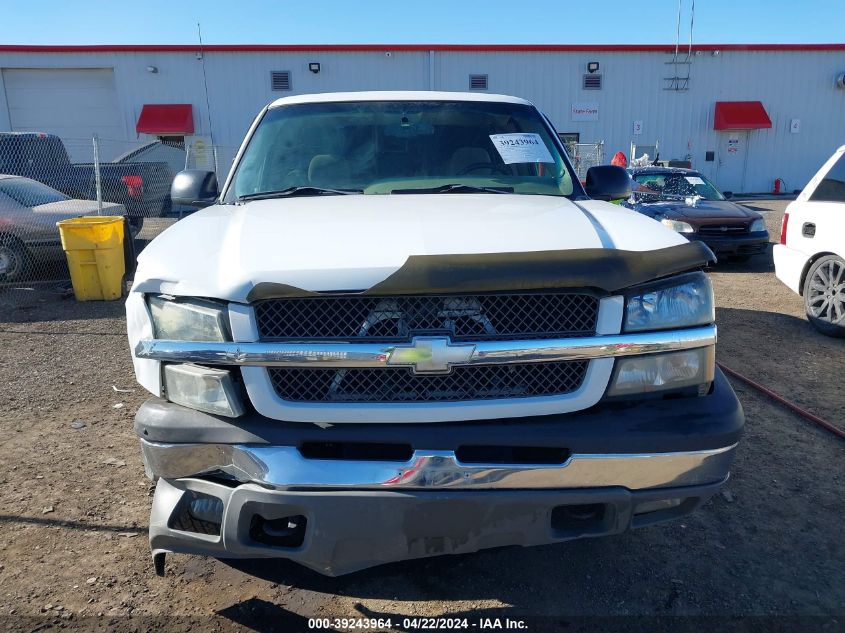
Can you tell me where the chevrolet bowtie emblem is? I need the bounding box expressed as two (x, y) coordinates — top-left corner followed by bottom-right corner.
(387, 337), (476, 374)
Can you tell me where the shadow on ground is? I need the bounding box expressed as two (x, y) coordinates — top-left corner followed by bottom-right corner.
(708, 248), (774, 274)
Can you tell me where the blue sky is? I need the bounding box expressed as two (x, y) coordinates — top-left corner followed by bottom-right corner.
(3, 0), (843, 45)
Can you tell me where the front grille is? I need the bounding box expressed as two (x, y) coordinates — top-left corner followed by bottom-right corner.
(268, 361), (588, 403)
(254, 292), (599, 341)
(698, 223), (749, 236)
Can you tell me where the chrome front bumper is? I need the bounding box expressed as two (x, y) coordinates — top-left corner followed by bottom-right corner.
(134, 324), (717, 368)
(140, 440), (737, 491)
(140, 356), (741, 577)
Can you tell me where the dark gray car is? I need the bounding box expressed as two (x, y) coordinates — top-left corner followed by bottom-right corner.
(624, 167), (770, 262)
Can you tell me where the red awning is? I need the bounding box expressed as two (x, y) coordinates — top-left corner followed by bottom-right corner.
(136, 104), (194, 135)
(714, 101), (772, 130)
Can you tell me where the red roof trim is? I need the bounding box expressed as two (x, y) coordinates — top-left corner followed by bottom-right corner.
(714, 101), (772, 130)
(136, 104), (194, 135)
(1, 43), (844, 53)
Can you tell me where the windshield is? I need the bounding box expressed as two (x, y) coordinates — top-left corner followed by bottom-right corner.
(225, 100), (575, 201)
(0, 177), (68, 207)
(632, 173), (725, 201)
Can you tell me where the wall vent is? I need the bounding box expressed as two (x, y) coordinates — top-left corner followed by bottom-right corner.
(583, 74), (602, 90)
(271, 71), (292, 91)
(469, 74), (488, 90)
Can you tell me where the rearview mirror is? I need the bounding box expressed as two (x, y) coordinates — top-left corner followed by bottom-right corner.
(723, 191), (733, 199)
(171, 170), (219, 208)
(585, 165), (632, 201)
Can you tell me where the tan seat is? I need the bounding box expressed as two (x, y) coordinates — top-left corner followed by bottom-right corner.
(448, 147), (492, 174)
(308, 154), (351, 188)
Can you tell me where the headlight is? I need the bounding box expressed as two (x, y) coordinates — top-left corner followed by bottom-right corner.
(660, 218), (695, 234)
(625, 272), (714, 332)
(148, 295), (231, 341)
(750, 218), (766, 232)
(608, 347), (715, 396)
(163, 363), (244, 417)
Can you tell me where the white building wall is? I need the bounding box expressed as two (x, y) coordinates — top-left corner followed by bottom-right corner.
(433, 49), (845, 192)
(1, 47), (843, 192)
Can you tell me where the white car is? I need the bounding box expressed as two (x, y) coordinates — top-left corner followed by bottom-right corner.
(774, 145), (845, 337)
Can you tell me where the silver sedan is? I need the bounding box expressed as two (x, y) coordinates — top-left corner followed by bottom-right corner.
(0, 175), (125, 282)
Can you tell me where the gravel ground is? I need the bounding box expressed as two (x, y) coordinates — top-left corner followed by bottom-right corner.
(0, 199), (843, 632)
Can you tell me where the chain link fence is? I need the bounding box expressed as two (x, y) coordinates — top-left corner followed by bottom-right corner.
(564, 141), (605, 181)
(0, 132), (235, 308)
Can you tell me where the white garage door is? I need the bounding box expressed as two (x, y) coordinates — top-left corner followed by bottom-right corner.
(2, 68), (123, 162)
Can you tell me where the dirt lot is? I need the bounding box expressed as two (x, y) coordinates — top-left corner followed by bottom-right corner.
(0, 199), (843, 632)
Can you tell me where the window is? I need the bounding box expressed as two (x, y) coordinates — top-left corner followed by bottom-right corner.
(469, 74), (488, 90)
(632, 173), (725, 201)
(810, 152), (845, 202)
(271, 71), (292, 91)
(0, 177), (68, 207)
(226, 100), (575, 201)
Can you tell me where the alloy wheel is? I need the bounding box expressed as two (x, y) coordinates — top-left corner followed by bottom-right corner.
(807, 258), (845, 323)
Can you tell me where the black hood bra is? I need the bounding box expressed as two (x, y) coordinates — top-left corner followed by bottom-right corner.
(246, 241), (716, 301)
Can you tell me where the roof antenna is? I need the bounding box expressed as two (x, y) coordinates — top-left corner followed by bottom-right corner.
(673, 0), (681, 64)
(688, 0), (695, 59)
(197, 22), (218, 173)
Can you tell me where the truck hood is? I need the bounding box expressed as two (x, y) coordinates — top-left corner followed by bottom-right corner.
(133, 193), (685, 302)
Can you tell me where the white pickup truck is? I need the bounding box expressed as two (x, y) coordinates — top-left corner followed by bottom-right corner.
(126, 91), (743, 576)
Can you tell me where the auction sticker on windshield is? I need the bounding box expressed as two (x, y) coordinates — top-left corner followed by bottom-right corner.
(685, 176), (706, 185)
(489, 133), (555, 165)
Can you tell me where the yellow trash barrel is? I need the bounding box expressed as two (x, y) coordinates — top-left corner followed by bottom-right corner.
(56, 216), (126, 301)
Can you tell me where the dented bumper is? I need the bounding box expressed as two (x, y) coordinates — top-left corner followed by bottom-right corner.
(140, 369), (743, 576)
(150, 477), (727, 577)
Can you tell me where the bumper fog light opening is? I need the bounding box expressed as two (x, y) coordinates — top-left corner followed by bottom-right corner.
(169, 491), (224, 536)
(249, 514), (307, 549)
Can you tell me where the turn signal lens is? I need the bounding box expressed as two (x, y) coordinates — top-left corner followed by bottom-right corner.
(608, 347), (715, 396)
(163, 363), (244, 417)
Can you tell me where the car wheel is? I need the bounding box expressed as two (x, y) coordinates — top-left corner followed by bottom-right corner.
(0, 238), (31, 283)
(804, 255), (845, 337)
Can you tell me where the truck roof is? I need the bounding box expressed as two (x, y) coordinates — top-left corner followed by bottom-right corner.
(269, 91), (534, 108)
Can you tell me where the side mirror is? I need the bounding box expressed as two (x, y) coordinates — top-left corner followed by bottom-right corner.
(171, 170), (219, 208)
(723, 191), (733, 199)
(584, 165), (632, 201)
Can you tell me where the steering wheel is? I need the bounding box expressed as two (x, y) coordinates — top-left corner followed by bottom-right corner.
(458, 162), (510, 176)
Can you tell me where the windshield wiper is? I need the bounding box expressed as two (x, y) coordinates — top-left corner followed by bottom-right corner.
(236, 186), (362, 202)
(392, 183), (513, 195)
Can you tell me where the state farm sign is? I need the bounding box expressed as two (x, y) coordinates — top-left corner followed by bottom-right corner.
(571, 102), (599, 121)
